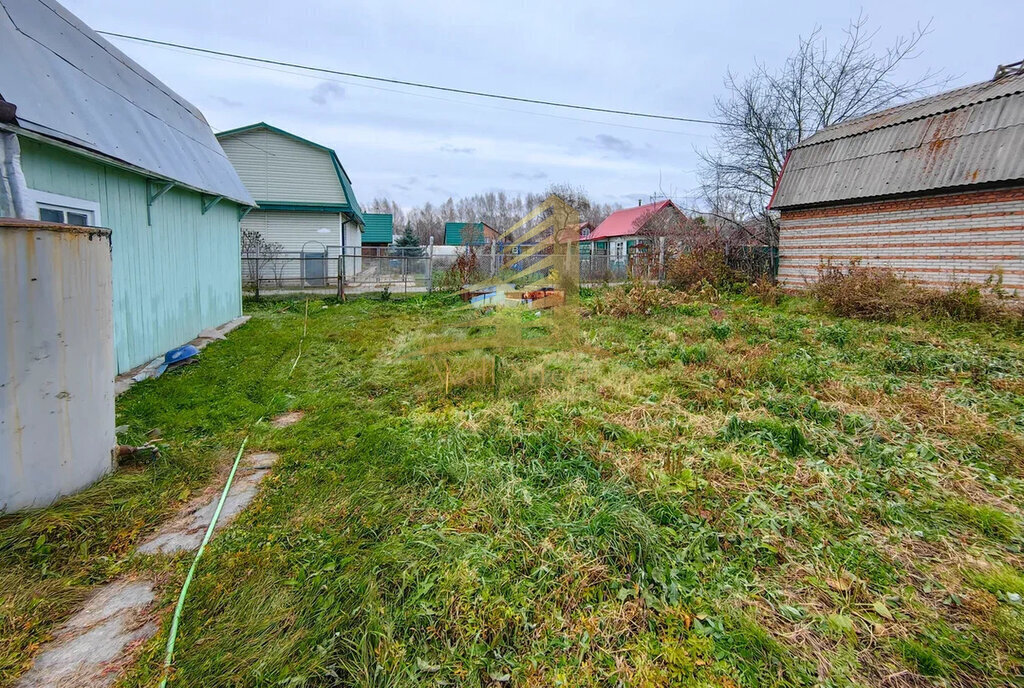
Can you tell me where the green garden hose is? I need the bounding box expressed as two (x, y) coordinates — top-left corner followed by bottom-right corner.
(159, 436), (248, 687)
(160, 303), (307, 684)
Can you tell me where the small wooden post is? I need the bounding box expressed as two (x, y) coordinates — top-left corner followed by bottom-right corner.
(493, 354), (500, 395)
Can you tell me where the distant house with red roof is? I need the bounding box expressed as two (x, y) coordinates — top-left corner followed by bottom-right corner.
(583, 200), (686, 262)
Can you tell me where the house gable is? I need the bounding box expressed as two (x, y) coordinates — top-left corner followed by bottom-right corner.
(219, 126), (347, 206)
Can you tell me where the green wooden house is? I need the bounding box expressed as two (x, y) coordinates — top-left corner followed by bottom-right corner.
(444, 221), (498, 246)
(0, 0), (254, 373)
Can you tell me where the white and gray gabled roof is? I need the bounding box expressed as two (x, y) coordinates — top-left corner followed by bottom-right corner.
(0, 0), (254, 205)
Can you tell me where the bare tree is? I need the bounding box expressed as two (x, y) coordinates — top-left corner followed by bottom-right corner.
(699, 13), (946, 246)
(241, 229), (284, 298)
(374, 185), (622, 246)
(366, 196), (407, 231)
(547, 183), (618, 228)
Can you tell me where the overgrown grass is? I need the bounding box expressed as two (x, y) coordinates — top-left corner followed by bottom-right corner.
(2, 289), (1024, 686)
(812, 262), (1024, 327)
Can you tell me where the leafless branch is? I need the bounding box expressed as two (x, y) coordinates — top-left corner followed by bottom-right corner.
(697, 14), (946, 247)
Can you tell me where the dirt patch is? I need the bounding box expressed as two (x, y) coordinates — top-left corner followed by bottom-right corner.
(15, 579), (157, 688)
(136, 452), (279, 555)
(271, 410), (305, 428)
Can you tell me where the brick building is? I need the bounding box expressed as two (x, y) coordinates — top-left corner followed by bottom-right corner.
(770, 65), (1024, 293)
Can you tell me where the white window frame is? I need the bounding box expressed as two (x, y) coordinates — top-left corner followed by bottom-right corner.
(28, 189), (101, 227)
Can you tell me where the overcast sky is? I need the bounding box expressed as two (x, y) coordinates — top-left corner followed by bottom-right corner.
(65, 0), (1021, 210)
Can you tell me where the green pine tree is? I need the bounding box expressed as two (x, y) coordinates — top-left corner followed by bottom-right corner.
(396, 224), (419, 248)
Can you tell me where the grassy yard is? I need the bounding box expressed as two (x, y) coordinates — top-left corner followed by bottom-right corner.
(3, 288), (1024, 687)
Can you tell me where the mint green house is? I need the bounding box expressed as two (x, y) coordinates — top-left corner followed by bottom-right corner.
(0, 0), (254, 373)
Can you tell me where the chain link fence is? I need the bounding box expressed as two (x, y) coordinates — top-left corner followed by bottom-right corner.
(242, 240), (778, 296)
(338, 247), (431, 296)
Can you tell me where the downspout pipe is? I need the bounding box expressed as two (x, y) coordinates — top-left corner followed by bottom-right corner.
(0, 100), (32, 220)
(339, 217), (350, 298)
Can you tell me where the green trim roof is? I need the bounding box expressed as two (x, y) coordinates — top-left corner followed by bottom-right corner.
(444, 221), (493, 245)
(216, 122), (363, 225)
(363, 213), (393, 244)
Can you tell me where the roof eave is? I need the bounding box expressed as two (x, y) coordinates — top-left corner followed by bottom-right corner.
(5, 123), (255, 206)
(773, 178), (1024, 212)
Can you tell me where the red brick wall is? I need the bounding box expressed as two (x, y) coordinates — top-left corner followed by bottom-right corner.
(778, 186), (1024, 292)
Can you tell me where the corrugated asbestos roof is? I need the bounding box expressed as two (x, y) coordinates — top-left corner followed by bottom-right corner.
(0, 0), (253, 205)
(363, 213), (393, 244)
(770, 72), (1024, 209)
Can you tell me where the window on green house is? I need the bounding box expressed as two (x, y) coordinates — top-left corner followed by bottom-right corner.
(39, 205), (92, 227)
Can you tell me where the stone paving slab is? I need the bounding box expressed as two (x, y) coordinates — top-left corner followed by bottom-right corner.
(15, 580), (158, 688)
(16, 451), (281, 685)
(270, 410), (305, 428)
(136, 452), (279, 555)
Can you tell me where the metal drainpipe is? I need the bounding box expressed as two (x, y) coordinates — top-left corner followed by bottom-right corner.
(0, 129), (31, 220)
(339, 218), (349, 299)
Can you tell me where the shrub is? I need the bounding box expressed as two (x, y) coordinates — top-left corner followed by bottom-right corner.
(437, 249), (484, 291)
(812, 262), (1023, 325)
(746, 279), (784, 306)
(708, 322), (732, 341)
(592, 280), (682, 317)
(666, 239), (736, 290)
(812, 262), (920, 320)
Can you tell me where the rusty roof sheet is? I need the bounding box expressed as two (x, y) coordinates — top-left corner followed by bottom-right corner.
(771, 72), (1024, 209)
(0, 0), (253, 205)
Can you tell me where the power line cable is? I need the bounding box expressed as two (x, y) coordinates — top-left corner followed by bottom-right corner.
(97, 30), (741, 128)
(121, 36), (716, 138)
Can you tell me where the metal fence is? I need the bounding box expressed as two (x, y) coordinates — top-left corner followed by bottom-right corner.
(242, 240), (778, 296)
(339, 246), (431, 295)
(242, 246), (431, 296)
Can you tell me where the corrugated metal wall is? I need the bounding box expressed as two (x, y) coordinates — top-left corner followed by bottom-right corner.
(219, 128), (347, 204)
(1, 221), (115, 512)
(19, 139), (243, 372)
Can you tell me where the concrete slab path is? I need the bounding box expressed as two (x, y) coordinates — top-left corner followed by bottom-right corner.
(15, 580), (158, 688)
(137, 452), (279, 555)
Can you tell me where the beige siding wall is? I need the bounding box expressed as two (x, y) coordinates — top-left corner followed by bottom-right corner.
(241, 210), (362, 280)
(778, 187), (1024, 292)
(219, 129), (346, 204)
(241, 210), (365, 283)
(242, 210), (342, 252)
